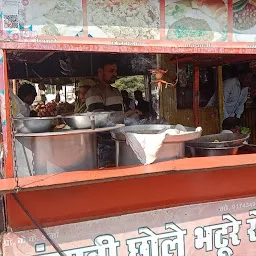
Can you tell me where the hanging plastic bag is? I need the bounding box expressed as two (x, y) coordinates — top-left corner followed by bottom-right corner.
(10, 90), (30, 118)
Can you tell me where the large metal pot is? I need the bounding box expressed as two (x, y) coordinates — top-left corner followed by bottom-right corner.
(15, 132), (97, 176)
(111, 125), (200, 142)
(111, 124), (202, 166)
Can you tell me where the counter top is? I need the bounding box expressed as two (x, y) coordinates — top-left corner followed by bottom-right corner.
(1, 153), (256, 194)
(3, 153), (256, 231)
(15, 124), (124, 137)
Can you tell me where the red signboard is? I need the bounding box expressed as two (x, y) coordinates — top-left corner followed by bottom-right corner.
(3, 196), (256, 255)
(1, 0), (256, 53)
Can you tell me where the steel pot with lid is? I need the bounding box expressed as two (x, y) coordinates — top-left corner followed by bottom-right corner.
(111, 124), (202, 166)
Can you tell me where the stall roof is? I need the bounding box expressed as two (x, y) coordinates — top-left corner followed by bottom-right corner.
(7, 51), (157, 79)
(169, 54), (256, 67)
(7, 51), (55, 64)
(7, 51), (256, 80)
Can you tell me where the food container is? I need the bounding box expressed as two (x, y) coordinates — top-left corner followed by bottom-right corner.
(63, 114), (93, 129)
(14, 117), (56, 133)
(14, 124), (123, 176)
(63, 112), (119, 130)
(186, 133), (250, 148)
(185, 133), (249, 157)
(186, 145), (242, 157)
(94, 111), (123, 127)
(15, 132), (97, 176)
(111, 124), (202, 166)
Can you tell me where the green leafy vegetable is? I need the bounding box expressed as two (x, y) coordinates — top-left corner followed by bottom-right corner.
(174, 25), (206, 39)
(240, 127), (250, 135)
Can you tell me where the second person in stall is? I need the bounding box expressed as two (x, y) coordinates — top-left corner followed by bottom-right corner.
(206, 69), (253, 119)
(84, 57), (141, 167)
(12, 83), (37, 117)
(74, 79), (96, 113)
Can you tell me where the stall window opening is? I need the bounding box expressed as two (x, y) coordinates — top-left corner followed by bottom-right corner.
(1, 51), (256, 180)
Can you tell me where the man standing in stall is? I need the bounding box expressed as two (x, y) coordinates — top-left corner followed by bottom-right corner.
(85, 57), (123, 112)
(85, 57), (140, 167)
(85, 57), (141, 117)
(206, 70), (253, 119)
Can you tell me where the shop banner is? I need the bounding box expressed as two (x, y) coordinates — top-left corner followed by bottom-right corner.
(1, 0), (256, 52)
(2, 196), (256, 255)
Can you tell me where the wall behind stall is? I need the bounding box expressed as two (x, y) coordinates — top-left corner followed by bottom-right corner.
(159, 54), (219, 135)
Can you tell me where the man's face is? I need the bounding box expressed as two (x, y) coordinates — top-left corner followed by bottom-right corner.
(134, 92), (142, 101)
(99, 64), (117, 84)
(24, 94), (36, 106)
(78, 86), (90, 102)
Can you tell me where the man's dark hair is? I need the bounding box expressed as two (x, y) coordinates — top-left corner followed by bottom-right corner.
(134, 90), (143, 97)
(97, 56), (117, 70)
(222, 117), (240, 130)
(18, 83), (37, 101)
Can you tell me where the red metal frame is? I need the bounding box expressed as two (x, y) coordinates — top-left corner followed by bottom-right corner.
(2, 42), (256, 54)
(0, 50), (14, 178)
(1, 0), (256, 233)
(1, 0), (256, 55)
(193, 66), (200, 127)
(1, 46), (256, 204)
(3, 163), (256, 231)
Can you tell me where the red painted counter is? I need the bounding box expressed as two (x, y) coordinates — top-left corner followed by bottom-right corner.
(1, 154), (256, 231)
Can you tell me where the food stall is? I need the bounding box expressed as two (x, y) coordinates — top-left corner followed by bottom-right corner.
(1, 0), (256, 255)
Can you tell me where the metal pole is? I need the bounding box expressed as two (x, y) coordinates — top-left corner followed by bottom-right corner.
(0, 50), (14, 178)
(193, 66), (200, 127)
(12, 79), (17, 95)
(144, 74), (153, 117)
(217, 66), (224, 130)
(147, 74), (153, 117)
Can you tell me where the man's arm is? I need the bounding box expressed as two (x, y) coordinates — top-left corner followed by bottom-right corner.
(85, 88), (104, 112)
(235, 88), (248, 118)
(223, 79), (235, 118)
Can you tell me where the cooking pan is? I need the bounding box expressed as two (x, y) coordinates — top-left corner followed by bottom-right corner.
(186, 133), (250, 149)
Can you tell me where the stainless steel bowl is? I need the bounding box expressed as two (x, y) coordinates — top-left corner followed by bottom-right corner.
(63, 114), (92, 129)
(186, 145), (242, 157)
(63, 112), (118, 130)
(186, 133), (250, 149)
(14, 117), (56, 133)
(94, 111), (121, 127)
